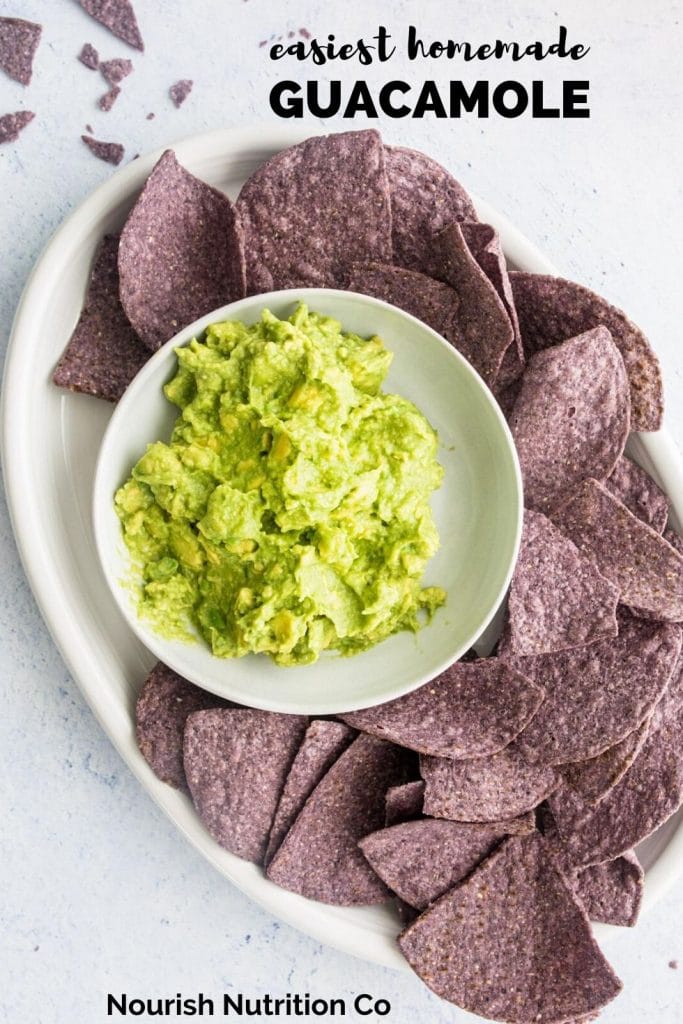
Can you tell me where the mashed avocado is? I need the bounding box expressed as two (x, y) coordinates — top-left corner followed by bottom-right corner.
(115, 304), (445, 666)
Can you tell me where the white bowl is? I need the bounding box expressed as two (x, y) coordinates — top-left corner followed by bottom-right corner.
(93, 287), (523, 714)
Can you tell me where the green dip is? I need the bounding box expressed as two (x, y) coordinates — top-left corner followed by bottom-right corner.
(115, 304), (445, 666)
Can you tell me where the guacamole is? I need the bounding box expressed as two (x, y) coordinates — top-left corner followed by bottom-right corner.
(115, 304), (445, 666)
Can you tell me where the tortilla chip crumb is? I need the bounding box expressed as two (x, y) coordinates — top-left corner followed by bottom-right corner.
(169, 79), (193, 108)
(100, 57), (133, 85)
(78, 42), (99, 69)
(81, 133), (124, 165)
(0, 110), (35, 144)
(98, 86), (120, 111)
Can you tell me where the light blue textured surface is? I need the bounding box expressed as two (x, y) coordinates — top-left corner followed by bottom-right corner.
(1, 1), (682, 1021)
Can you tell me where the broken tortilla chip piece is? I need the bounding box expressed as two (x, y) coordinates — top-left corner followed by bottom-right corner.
(183, 708), (307, 864)
(170, 79), (193, 107)
(399, 833), (622, 1023)
(340, 659), (544, 760)
(0, 110), (34, 144)
(266, 734), (411, 905)
(81, 133), (124, 164)
(118, 150), (246, 350)
(98, 86), (120, 111)
(509, 327), (630, 512)
(0, 16), (41, 85)
(509, 271), (662, 431)
(507, 508), (619, 656)
(78, 42), (99, 69)
(237, 130), (392, 294)
(100, 57), (133, 85)
(79, 0), (144, 51)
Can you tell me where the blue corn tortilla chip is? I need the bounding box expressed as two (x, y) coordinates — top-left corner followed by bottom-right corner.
(421, 743), (559, 822)
(81, 133), (124, 164)
(135, 661), (232, 792)
(560, 718), (651, 806)
(549, 648), (683, 867)
(237, 130), (392, 294)
(0, 17), (41, 85)
(651, 644), (683, 726)
(551, 479), (683, 621)
(399, 834), (622, 1023)
(632, 529), (683, 622)
(79, 0), (144, 51)
(266, 734), (411, 905)
(118, 150), (246, 350)
(264, 720), (355, 867)
(573, 852), (643, 928)
(170, 79), (193, 107)
(346, 261), (460, 344)
(360, 815), (535, 910)
(509, 270), (662, 431)
(385, 781), (425, 826)
(184, 709), (308, 864)
(605, 456), (669, 533)
(427, 221), (515, 389)
(503, 608), (681, 767)
(346, 247), (513, 391)
(340, 659), (544, 760)
(665, 527), (683, 556)
(0, 110), (34, 144)
(383, 145), (477, 271)
(507, 509), (619, 656)
(461, 221), (525, 390)
(509, 327), (630, 512)
(52, 235), (150, 401)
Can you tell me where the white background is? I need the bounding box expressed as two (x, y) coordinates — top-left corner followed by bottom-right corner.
(1, 1), (682, 1021)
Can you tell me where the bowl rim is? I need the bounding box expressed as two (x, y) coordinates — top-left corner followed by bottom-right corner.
(92, 285), (524, 713)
